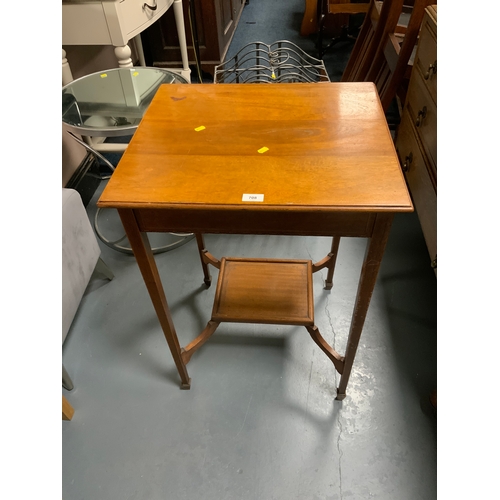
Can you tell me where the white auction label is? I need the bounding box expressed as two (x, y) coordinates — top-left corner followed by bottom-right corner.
(242, 194), (264, 202)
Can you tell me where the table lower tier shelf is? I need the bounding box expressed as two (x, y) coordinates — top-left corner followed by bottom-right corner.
(180, 257), (345, 375)
(213, 257), (314, 325)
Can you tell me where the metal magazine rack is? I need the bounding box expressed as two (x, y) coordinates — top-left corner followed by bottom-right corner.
(214, 40), (331, 83)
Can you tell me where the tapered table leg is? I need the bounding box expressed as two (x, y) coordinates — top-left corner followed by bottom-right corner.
(195, 233), (212, 287)
(118, 209), (191, 389)
(336, 214), (394, 400)
(324, 236), (341, 290)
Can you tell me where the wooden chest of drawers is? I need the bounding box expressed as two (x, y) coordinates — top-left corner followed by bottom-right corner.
(395, 5), (437, 273)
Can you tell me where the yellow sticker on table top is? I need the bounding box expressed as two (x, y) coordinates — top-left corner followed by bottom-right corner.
(133, 71), (139, 77)
(258, 147), (269, 154)
(100, 73), (107, 78)
(194, 126), (206, 132)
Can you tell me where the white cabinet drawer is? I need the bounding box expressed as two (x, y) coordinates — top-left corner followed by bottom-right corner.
(118, 0), (174, 40)
(63, 0), (175, 46)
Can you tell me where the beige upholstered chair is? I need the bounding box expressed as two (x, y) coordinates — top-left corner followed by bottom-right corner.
(62, 188), (114, 390)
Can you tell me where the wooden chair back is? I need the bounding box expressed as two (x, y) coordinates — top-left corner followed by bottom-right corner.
(341, 0), (405, 83)
(342, 0), (436, 111)
(368, 0), (435, 110)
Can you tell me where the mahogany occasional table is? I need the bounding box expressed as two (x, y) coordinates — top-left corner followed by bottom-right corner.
(98, 82), (412, 400)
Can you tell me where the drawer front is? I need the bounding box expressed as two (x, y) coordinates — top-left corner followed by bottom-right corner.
(395, 114), (437, 263)
(405, 72), (437, 178)
(119, 0), (174, 40)
(414, 13), (437, 104)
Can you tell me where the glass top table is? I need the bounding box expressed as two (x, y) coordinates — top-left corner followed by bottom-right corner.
(62, 67), (188, 137)
(62, 67), (193, 255)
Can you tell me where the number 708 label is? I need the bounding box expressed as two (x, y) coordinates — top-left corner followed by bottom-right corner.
(242, 194), (264, 202)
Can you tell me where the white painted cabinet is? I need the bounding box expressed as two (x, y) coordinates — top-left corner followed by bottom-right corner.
(62, 0), (190, 82)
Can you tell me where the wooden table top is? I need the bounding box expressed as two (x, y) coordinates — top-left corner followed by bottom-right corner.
(98, 82), (412, 213)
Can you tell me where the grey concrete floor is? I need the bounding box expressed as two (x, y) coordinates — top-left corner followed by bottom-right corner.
(62, 181), (437, 500)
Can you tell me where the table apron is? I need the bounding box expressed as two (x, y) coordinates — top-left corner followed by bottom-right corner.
(132, 208), (377, 237)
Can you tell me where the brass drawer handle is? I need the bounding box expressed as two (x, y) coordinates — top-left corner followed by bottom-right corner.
(402, 152), (413, 172)
(143, 1), (157, 11)
(424, 61), (437, 80)
(415, 106), (427, 127)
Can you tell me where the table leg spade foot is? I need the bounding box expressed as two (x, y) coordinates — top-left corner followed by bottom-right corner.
(180, 378), (192, 390)
(335, 390), (346, 401)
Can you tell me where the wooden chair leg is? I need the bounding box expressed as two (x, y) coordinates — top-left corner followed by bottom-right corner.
(62, 395), (75, 421)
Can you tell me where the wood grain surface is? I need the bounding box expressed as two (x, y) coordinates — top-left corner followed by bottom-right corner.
(98, 83), (412, 213)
